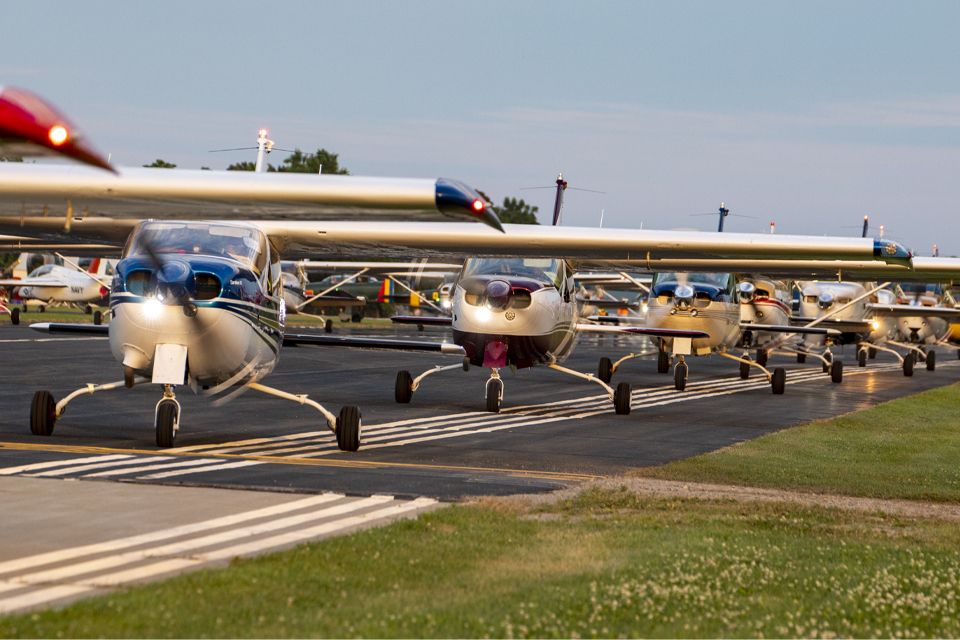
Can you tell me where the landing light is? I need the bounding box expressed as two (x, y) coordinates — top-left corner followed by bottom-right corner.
(142, 298), (163, 319)
(442, 299), (452, 309)
(48, 125), (68, 146)
(476, 306), (491, 322)
(872, 320), (880, 330)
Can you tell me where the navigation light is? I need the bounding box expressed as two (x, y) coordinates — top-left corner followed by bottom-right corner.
(48, 125), (68, 146)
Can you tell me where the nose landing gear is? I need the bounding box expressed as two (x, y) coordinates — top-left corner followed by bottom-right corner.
(155, 386), (180, 448)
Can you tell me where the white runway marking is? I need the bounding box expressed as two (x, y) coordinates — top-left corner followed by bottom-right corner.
(0, 454), (133, 476)
(0, 493), (437, 614)
(136, 459), (264, 479)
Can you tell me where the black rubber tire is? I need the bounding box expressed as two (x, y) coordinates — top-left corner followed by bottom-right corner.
(10, 308), (19, 325)
(84, 304), (92, 315)
(830, 359), (843, 384)
(155, 400), (178, 448)
(351, 313), (362, 323)
(37, 305), (44, 313)
(739, 360), (750, 379)
(93, 310), (103, 326)
(417, 323), (424, 332)
(797, 353), (806, 363)
(771, 367), (786, 395)
(858, 349), (867, 367)
(614, 381), (631, 415)
(336, 405), (362, 452)
(462, 357), (471, 372)
(869, 347), (877, 359)
(395, 370), (413, 403)
(486, 379), (503, 413)
(756, 349), (768, 367)
(904, 352), (914, 377)
(657, 351), (670, 374)
(674, 363), (687, 391)
(30, 390), (56, 436)
(324, 319), (333, 333)
(124, 366), (136, 389)
(598, 357), (613, 384)
(926, 349), (936, 371)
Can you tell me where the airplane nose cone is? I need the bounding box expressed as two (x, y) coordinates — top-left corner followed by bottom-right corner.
(738, 281), (756, 302)
(154, 260), (195, 304)
(485, 279), (512, 310)
(818, 291), (835, 309)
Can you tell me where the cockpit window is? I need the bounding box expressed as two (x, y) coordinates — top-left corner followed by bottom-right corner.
(125, 222), (268, 275)
(461, 258), (562, 285)
(652, 272), (734, 292)
(28, 265), (54, 277)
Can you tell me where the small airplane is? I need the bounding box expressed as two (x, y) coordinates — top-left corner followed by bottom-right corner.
(0, 253), (114, 324)
(0, 87), (922, 451)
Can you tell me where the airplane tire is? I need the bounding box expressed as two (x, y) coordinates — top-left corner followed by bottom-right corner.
(858, 349), (867, 367)
(10, 308), (20, 325)
(351, 313), (362, 323)
(93, 310), (103, 326)
(486, 379), (503, 413)
(336, 406), (362, 452)
(324, 319), (333, 333)
(30, 390), (56, 436)
(657, 352), (670, 374)
(756, 349), (768, 367)
(797, 353), (806, 363)
(739, 360), (750, 379)
(155, 400), (178, 448)
(904, 353), (914, 377)
(614, 381), (631, 415)
(84, 304), (92, 315)
(37, 305), (44, 313)
(598, 357), (613, 384)
(771, 367), (786, 395)
(869, 347), (877, 359)
(830, 359), (843, 384)
(395, 371), (413, 403)
(124, 366), (136, 389)
(674, 363), (687, 391)
(417, 323), (424, 332)
(462, 357), (471, 372)
(926, 350), (936, 371)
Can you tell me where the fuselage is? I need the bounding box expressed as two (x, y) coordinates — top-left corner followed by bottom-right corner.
(645, 273), (740, 355)
(451, 257), (577, 368)
(16, 265), (108, 304)
(108, 221), (284, 387)
(738, 277), (792, 349)
(797, 281), (888, 347)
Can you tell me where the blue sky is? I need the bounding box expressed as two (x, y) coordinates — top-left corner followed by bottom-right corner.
(4, 1), (960, 254)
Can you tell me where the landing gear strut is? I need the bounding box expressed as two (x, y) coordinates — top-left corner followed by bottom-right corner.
(547, 361), (632, 415)
(719, 352), (787, 394)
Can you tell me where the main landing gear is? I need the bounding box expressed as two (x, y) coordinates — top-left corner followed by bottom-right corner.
(857, 341), (934, 377)
(774, 346), (843, 384)
(720, 351), (788, 394)
(396, 357), (632, 415)
(29, 377), (362, 452)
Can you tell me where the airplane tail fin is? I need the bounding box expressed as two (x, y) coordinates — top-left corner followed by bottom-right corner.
(377, 278), (393, 302)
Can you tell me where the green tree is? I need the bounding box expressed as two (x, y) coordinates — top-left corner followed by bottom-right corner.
(226, 161), (259, 171)
(144, 159), (176, 168)
(278, 149), (349, 174)
(493, 197), (540, 225)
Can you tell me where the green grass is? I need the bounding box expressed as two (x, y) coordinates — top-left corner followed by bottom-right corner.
(631, 383), (960, 502)
(3, 491), (960, 638)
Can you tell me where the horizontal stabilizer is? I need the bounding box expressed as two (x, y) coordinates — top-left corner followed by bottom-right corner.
(390, 316), (453, 326)
(283, 333), (464, 355)
(741, 323), (841, 336)
(29, 322), (108, 335)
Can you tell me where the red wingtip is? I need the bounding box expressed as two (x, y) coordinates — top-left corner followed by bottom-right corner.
(0, 86), (115, 172)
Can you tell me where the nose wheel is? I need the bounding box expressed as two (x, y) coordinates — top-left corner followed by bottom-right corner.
(674, 360), (688, 391)
(155, 398), (179, 448)
(486, 374), (503, 413)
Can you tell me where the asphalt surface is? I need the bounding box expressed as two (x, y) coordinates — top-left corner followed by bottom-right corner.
(1, 323), (958, 501)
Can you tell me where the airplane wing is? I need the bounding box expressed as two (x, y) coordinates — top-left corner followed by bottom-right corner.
(29, 322), (109, 335)
(391, 316), (454, 326)
(283, 333), (465, 355)
(868, 304), (960, 320)
(576, 296), (640, 310)
(292, 261), (463, 273)
(789, 318), (874, 333)
(740, 323), (841, 336)
(575, 323), (709, 338)
(0, 277), (69, 287)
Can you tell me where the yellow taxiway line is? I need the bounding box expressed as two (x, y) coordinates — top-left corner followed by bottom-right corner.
(0, 440), (601, 482)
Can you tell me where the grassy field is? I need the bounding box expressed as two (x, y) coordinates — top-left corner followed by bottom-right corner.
(3, 490), (960, 638)
(632, 383), (960, 502)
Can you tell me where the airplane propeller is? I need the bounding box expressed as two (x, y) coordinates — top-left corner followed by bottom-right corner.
(138, 238), (201, 319)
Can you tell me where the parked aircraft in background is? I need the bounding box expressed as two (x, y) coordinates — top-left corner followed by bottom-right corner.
(0, 254), (114, 323)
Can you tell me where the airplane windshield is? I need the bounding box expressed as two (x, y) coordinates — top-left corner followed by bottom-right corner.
(27, 265), (54, 277)
(461, 258), (562, 286)
(125, 222), (268, 275)
(653, 272), (734, 290)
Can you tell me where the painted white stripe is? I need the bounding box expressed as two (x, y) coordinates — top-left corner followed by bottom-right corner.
(136, 459), (264, 479)
(28, 456), (162, 477)
(0, 496), (393, 595)
(0, 584), (96, 614)
(174, 431), (327, 453)
(0, 454), (133, 476)
(0, 494), (343, 576)
(84, 458), (222, 478)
